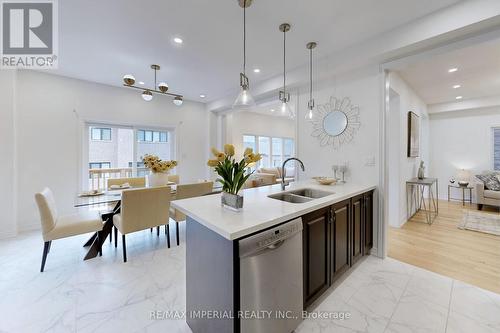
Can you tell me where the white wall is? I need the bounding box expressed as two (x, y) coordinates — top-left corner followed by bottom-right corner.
(429, 107), (500, 201)
(0, 70), (17, 238)
(13, 70), (211, 232)
(224, 111), (295, 157)
(296, 67), (381, 185)
(388, 72), (429, 227)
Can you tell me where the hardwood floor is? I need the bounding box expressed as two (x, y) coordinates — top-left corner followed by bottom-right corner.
(388, 200), (500, 294)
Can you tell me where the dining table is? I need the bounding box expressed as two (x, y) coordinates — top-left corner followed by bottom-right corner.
(75, 183), (222, 260)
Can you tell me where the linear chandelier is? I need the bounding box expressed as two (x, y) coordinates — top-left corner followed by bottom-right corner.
(123, 64), (183, 106)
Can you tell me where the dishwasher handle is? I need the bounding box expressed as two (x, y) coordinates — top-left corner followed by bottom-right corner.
(239, 218), (302, 258)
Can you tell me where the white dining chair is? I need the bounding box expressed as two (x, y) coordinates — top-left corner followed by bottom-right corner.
(112, 186), (171, 262)
(34, 188), (104, 272)
(170, 182), (213, 245)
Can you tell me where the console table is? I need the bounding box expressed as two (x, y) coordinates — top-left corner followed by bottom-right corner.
(406, 178), (438, 224)
(448, 184), (473, 206)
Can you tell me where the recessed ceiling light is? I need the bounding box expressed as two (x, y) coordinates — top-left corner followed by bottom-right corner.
(270, 108), (275, 112)
(199, 94), (206, 98)
(453, 84), (461, 89)
(456, 96), (463, 100)
(448, 67), (458, 73)
(253, 68), (261, 73)
(138, 81), (145, 85)
(173, 37), (183, 44)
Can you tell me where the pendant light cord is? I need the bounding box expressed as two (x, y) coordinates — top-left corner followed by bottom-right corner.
(283, 28), (286, 95)
(243, 0), (246, 76)
(309, 48), (312, 102)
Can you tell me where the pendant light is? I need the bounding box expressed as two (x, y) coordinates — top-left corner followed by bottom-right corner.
(279, 23), (294, 119)
(305, 42), (317, 120)
(233, 0), (256, 110)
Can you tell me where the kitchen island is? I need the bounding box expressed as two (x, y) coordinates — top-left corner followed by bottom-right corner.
(172, 180), (377, 333)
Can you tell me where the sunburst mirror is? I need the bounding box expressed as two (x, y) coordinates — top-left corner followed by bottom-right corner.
(311, 96), (361, 149)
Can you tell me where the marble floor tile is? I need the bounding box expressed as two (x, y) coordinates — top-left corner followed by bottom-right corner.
(1, 229), (500, 333)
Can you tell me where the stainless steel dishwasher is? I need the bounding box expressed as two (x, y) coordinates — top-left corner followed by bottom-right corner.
(239, 218), (303, 333)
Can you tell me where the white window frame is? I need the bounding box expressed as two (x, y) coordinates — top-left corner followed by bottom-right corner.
(243, 134), (295, 169)
(81, 121), (177, 191)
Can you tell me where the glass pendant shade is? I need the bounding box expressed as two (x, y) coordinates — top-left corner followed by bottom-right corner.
(141, 90), (153, 101)
(281, 101), (294, 119)
(123, 74), (135, 86)
(305, 108), (313, 120)
(173, 96), (183, 106)
(233, 87), (256, 110)
(158, 82), (169, 93)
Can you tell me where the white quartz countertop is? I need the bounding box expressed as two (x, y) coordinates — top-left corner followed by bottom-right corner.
(171, 180), (376, 241)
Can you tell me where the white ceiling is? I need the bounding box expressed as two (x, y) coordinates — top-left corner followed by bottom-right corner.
(397, 37), (500, 105)
(49, 0), (460, 102)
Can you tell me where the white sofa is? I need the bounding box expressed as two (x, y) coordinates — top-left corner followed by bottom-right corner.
(475, 171), (500, 210)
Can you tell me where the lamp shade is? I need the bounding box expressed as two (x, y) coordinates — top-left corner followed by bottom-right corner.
(233, 87), (256, 110)
(173, 96), (183, 106)
(141, 90), (153, 101)
(457, 169), (471, 183)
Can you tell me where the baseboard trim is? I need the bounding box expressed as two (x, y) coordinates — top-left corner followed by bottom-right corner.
(0, 230), (17, 240)
(18, 223), (40, 233)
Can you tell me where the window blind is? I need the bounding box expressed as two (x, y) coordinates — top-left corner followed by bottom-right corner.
(494, 128), (500, 170)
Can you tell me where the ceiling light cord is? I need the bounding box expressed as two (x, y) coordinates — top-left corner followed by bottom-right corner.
(283, 28), (286, 95)
(309, 47), (312, 103)
(243, 0), (246, 76)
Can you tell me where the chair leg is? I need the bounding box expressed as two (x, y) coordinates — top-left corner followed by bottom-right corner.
(109, 227), (112, 243)
(122, 234), (127, 263)
(150, 228), (152, 233)
(166, 224), (170, 248)
(114, 226), (118, 248)
(47, 240), (51, 253)
(40, 241), (51, 272)
(157, 226), (160, 237)
(478, 204), (483, 210)
(176, 221), (180, 246)
(97, 231), (102, 257)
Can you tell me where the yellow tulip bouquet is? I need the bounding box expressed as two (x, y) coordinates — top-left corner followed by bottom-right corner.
(142, 154), (178, 173)
(207, 144), (262, 195)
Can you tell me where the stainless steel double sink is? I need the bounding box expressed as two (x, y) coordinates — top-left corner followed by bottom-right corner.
(268, 188), (335, 203)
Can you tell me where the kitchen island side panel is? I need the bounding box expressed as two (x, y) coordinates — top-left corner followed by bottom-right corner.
(186, 216), (239, 333)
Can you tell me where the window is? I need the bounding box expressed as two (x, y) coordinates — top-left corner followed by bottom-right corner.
(494, 128), (500, 170)
(86, 124), (174, 190)
(243, 134), (295, 170)
(89, 162), (111, 169)
(90, 127), (111, 141)
(137, 130), (168, 143)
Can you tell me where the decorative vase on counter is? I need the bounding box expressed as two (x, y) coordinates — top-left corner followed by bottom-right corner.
(221, 192), (244, 211)
(417, 161), (425, 180)
(148, 172), (170, 187)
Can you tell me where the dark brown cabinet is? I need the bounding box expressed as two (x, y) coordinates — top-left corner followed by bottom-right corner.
(364, 191), (374, 254)
(302, 190), (374, 309)
(331, 199), (350, 282)
(302, 206), (331, 308)
(351, 194), (364, 266)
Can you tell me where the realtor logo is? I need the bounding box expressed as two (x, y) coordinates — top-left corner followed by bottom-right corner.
(1, 0), (58, 68)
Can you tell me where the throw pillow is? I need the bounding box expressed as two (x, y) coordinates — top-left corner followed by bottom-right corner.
(476, 173), (500, 191)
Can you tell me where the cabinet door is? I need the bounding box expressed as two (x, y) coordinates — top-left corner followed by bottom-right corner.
(351, 195), (364, 265)
(364, 191), (374, 254)
(302, 207), (331, 308)
(331, 199), (350, 282)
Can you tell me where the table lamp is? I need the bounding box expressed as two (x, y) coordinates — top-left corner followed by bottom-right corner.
(457, 169), (471, 187)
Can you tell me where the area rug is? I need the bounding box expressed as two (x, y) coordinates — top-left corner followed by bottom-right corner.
(459, 211), (500, 236)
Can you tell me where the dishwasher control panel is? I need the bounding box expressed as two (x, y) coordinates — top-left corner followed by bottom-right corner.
(239, 218), (303, 258)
